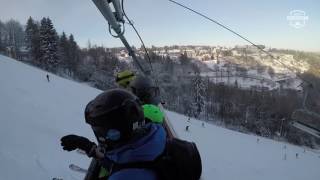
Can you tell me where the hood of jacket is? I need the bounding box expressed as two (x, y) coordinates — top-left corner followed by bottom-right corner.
(105, 123), (166, 164)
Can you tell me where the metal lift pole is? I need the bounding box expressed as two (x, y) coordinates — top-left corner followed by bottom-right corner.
(91, 0), (177, 139)
(92, 0), (148, 75)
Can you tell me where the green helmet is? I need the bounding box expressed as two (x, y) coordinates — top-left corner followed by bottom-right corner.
(143, 104), (164, 124)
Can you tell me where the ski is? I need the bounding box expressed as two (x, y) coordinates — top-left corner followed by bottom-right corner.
(76, 149), (86, 155)
(69, 164), (87, 174)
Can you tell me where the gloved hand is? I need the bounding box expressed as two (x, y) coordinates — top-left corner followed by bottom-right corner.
(60, 135), (97, 157)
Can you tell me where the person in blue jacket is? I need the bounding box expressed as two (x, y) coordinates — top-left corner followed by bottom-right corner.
(60, 89), (166, 180)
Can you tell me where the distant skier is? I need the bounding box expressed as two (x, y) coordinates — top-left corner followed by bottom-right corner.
(296, 153), (299, 159)
(188, 117), (191, 122)
(256, 138), (260, 143)
(186, 125), (189, 131)
(202, 122), (205, 127)
(46, 74), (50, 82)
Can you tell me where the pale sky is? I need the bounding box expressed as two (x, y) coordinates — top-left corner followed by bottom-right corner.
(0, 0), (319, 52)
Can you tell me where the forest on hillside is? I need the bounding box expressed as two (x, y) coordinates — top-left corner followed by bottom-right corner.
(1, 17), (319, 148)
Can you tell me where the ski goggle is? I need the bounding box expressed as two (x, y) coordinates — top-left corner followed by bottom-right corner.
(92, 126), (121, 142)
(131, 87), (160, 103)
(92, 120), (145, 143)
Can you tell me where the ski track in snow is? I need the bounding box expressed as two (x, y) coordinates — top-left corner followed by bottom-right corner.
(35, 154), (49, 175)
(1, 55), (320, 180)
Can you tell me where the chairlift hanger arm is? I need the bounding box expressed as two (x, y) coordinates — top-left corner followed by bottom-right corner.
(92, 0), (148, 75)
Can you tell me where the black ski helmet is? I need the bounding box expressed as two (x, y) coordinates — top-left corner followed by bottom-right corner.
(85, 89), (144, 143)
(129, 75), (160, 105)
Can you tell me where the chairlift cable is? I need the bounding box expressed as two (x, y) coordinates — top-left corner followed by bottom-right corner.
(120, 0), (173, 136)
(121, 0), (154, 73)
(168, 0), (314, 88)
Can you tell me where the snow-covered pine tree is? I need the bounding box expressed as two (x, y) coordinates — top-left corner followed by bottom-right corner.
(39, 17), (59, 72)
(25, 17), (40, 63)
(25, 17), (34, 54)
(58, 32), (70, 74)
(0, 20), (4, 53)
(68, 34), (79, 77)
(5, 20), (25, 59)
(204, 76), (210, 121)
(192, 72), (205, 118)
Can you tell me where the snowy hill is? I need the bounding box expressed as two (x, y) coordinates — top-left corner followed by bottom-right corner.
(169, 112), (320, 180)
(1, 55), (320, 180)
(201, 54), (307, 91)
(0, 55), (100, 179)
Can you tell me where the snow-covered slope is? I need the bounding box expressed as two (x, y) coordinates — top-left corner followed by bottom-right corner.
(168, 111), (320, 180)
(0, 55), (100, 179)
(1, 55), (320, 180)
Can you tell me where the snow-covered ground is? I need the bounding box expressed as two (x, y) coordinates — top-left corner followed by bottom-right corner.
(1, 55), (320, 180)
(0, 55), (99, 179)
(202, 58), (304, 91)
(260, 54), (309, 74)
(169, 111), (320, 180)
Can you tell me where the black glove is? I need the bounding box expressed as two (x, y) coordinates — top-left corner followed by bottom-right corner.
(60, 135), (96, 156)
